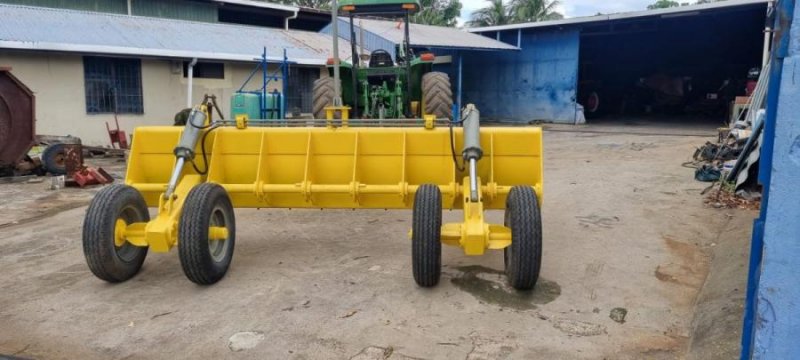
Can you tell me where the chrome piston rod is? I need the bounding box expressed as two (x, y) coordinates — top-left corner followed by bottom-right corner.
(461, 104), (482, 202)
(469, 158), (479, 201)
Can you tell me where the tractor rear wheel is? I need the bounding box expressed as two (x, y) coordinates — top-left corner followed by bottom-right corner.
(422, 72), (453, 120)
(178, 183), (236, 285)
(312, 77), (338, 120)
(412, 184), (442, 287)
(83, 184), (150, 283)
(503, 186), (542, 291)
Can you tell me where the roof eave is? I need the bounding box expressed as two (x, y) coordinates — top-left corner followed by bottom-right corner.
(413, 44), (520, 51)
(213, 0), (299, 13)
(467, 0), (769, 33)
(0, 41), (326, 65)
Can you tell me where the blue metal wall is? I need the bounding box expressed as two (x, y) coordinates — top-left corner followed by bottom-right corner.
(742, 0), (800, 358)
(461, 29), (579, 123)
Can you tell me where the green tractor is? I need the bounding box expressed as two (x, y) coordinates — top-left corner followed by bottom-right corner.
(312, 0), (453, 120)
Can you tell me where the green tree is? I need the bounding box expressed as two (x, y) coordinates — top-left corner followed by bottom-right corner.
(647, 0), (680, 9)
(467, 0), (512, 27)
(266, 0), (332, 10)
(412, 0), (463, 27)
(510, 0), (563, 22)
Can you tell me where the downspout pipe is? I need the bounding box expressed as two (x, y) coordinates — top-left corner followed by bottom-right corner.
(284, 8), (299, 30)
(187, 58), (198, 108)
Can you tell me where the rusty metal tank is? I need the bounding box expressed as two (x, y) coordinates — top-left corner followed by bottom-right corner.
(0, 67), (35, 168)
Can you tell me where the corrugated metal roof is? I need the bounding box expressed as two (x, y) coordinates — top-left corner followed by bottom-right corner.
(336, 18), (518, 51)
(0, 4), (350, 65)
(468, 0), (768, 33)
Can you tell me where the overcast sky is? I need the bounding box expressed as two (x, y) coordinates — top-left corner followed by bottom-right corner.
(459, 0), (654, 25)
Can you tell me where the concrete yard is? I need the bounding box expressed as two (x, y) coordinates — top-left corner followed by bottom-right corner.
(0, 123), (754, 359)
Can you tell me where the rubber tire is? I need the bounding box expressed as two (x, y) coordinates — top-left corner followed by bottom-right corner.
(412, 184), (442, 287)
(82, 184), (150, 282)
(422, 72), (453, 120)
(42, 143), (67, 175)
(503, 186), (543, 291)
(312, 77), (339, 120)
(583, 90), (602, 119)
(178, 183), (236, 285)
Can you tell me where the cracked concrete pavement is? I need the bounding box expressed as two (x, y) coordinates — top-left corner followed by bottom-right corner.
(0, 124), (753, 359)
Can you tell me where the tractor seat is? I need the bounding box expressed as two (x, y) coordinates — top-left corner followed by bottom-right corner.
(369, 49), (394, 68)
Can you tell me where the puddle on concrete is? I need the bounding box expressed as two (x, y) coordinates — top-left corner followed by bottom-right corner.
(450, 265), (561, 311)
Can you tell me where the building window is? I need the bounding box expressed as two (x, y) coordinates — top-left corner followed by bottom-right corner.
(84, 57), (144, 114)
(183, 62), (225, 79)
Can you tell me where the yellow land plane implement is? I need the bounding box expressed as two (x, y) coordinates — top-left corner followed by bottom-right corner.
(81, 105), (544, 289)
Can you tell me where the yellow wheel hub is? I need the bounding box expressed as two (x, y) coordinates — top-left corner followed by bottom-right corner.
(114, 218), (128, 247)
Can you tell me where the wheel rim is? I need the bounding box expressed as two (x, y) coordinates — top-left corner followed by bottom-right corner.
(115, 205), (143, 263)
(53, 152), (65, 169)
(208, 206), (229, 263)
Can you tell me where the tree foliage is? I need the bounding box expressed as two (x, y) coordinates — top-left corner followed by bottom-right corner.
(268, 0), (332, 10)
(647, 0), (726, 10)
(510, 0), (563, 22)
(647, 0), (680, 9)
(412, 0), (463, 27)
(467, 0), (561, 27)
(467, 0), (512, 27)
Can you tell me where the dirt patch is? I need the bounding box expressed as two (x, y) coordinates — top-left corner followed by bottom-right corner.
(655, 235), (710, 290)
(687, 211), (755, 360)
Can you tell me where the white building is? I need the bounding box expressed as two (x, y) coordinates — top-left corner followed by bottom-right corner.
(0, 3), (350, 145)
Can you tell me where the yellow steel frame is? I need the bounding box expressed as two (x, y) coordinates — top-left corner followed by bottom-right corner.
(120, 120), (543, 255)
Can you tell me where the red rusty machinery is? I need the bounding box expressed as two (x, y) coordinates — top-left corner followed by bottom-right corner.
(0, 67), (35, 171)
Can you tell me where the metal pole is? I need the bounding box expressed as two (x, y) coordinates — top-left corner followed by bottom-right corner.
(282, 49), (288, 119)
(187, 58), (197, 108)
(262, 48), (268, 119)
(349, 14), (360, 118)
(359, 19), (365, 60)
(762, 0), (775, 67)
(457, 54), (463, 111)
(331, 0), (342, 106)
(404, 11), (412, 117)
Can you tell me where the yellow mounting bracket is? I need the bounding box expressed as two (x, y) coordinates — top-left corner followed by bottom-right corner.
(441, 177), (512, 255)
(324, 105), (351, 128)
(423, 114), (436, 130)
(235, 114), (249, 129)
(117, 174), (204, 252)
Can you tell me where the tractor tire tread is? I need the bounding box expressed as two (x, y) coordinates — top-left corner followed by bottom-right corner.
(412, 184), (442, 287)
(422, 72), (453, 120)
(504, 186), (542, 290)
(312, 77), (337, 120)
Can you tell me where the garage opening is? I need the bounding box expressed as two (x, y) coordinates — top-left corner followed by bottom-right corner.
(577, 4), (767, 126)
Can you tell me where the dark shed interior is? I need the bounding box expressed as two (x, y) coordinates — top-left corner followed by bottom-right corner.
(578, 3), (768, 124)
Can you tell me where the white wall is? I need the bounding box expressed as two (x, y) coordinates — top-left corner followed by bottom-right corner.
(0, 51), (317, 146)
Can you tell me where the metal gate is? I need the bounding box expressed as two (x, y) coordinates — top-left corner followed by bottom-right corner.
(286, 66), (319, 115)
